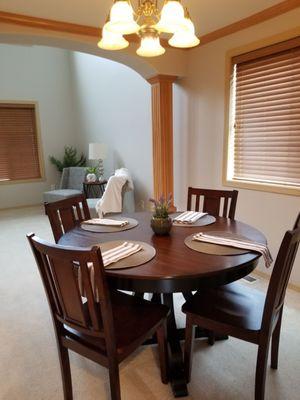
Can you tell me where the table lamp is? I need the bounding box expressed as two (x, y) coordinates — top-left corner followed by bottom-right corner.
(88, 143), (107, 180)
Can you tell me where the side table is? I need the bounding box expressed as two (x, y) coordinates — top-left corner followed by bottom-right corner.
(83, 180), (107, 199)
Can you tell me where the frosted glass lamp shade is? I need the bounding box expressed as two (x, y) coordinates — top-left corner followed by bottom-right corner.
(106, 0), (139, 35)
(137, 36), (165, 57)
(168, 16), (200, 48)
(169, 32), (200, 48)
(89, 143), (107, 160)
(155, 0), (185, 33)
(98, 24), (129, 50)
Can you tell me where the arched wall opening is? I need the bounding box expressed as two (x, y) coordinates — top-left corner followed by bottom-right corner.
(0, 42), (153, 209)
(0, 26), (188, 210)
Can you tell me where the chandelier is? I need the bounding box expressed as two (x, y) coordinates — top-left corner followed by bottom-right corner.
(98, 0), (200, 57)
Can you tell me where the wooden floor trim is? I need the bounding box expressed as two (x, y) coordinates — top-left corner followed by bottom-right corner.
(0, 203), (43, 212)
(1, 1), (299, 48)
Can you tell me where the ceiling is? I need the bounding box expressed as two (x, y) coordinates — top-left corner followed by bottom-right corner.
(0, 0), (285, 36)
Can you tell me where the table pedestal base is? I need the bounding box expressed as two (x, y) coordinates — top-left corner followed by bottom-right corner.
(143, 293), (228, 398)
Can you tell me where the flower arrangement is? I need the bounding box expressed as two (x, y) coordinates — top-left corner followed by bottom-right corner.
(149, 193), (172, 219)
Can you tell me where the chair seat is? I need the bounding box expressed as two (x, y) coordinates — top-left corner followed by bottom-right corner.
(43, 189), (82, 203)
(65, 290), (169, 358)
(182, 283), (266, 335)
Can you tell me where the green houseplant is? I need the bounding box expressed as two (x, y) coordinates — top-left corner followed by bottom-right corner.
(85, 166), (98, 182)
(149, 194), (173, 236)
(49, 146), (86, 172)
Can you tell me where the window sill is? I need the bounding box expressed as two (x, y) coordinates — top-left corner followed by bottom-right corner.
(0, 177), (45, 185)
(223, 178), (300, 197)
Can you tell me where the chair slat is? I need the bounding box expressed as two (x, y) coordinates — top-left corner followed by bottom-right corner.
(195, 195), (200, 211)
(223, 198), (229, 217)
(80, 261), (102, 331)
(49, 257), (89, 327)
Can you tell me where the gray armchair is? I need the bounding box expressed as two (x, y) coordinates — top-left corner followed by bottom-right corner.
(43, 167), (86, 203)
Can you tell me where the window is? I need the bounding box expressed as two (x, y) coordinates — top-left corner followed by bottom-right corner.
(0, 103), (43, 183)
(225, 37), (300, 195)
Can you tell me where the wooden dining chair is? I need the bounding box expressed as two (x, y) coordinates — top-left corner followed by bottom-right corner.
(187, 187), (238, 219)
(182, 213), (300, 400)
(44, 194), (91, 243)
(27, 234), (169, 400)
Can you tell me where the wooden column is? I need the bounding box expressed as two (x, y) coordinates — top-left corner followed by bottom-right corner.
(148, 75), (177, 209)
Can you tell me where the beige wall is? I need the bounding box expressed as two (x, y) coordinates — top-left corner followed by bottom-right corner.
(179, 9), (300, 285)
(0, 44), (79, 209)
(0, 46), (154, 210)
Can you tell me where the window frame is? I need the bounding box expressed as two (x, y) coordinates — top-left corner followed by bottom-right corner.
(0, 101), (45, 185)
(223, 30), (300, 197)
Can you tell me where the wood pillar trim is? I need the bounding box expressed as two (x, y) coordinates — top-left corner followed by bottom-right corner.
(148, 74), (177, 209)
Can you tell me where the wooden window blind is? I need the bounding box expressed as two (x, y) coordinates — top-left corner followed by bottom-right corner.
(230, 37), (300, 189)
(0, 103), (42, 183)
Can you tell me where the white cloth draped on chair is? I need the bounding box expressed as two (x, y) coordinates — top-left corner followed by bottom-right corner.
(95, 168), (134, 217)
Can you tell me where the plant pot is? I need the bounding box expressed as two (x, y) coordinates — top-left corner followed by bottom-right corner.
(86, 173), (97, 182)
(151, 216), (172, 236)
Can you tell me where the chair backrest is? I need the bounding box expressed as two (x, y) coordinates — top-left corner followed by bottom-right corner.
(262, 213), (300, 334)
(59, 167), (86, 191)
(187, 187), (238, 219)
(27, 234), (115, 344)
(45, 194), (91, 243)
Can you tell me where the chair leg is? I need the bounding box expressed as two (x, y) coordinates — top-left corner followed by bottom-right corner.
(108, 359), (121, 400)
(57, 342), (73, 400)
(271, 309), (283, 370)
(255, 341), (270, 400)
(184, 315), (195, 383)
(156, 323), (169, 384)
(207, 330), (215, 346)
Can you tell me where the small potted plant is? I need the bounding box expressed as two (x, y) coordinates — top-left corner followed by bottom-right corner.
(86, 166), (98, 182)
(149, 194), (173, 236)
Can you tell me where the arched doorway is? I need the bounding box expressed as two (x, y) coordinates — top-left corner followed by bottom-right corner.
(0, 18), (184, 206)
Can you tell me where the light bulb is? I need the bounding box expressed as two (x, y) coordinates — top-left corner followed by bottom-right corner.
(155, 0), (185, 34)
(98, 23), (129, 50)
(106, 0), (139, 35)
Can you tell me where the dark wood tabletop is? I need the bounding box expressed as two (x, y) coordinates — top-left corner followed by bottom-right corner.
(59, 211), (266, 293)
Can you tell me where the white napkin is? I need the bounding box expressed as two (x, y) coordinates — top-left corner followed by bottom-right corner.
(174, 211), (208, 224)
(193, 232), (273, 268)
(84, 218), (129, 227)
(101, 242), (142, 267)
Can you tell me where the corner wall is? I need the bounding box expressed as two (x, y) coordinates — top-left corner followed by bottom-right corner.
(181, 9), (300, 285)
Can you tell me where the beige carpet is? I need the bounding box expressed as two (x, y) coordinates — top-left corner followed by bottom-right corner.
(0, 206), (299, 400)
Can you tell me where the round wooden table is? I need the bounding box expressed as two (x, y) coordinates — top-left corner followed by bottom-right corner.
(59, 211), (266, 397)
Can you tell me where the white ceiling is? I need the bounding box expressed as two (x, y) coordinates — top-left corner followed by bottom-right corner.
(0, 0), (285, 36)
